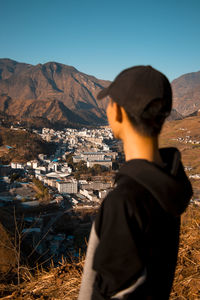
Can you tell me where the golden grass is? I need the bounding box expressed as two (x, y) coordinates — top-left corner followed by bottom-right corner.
(170, 203), (200, 300)
(0, 203), (199, 299)
(0, 261), (83, 299)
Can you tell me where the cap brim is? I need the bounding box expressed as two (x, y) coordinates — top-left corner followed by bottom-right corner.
(97, 87), (109, 100)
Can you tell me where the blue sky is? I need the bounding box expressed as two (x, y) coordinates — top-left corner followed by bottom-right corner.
(1, 0), (200, 81)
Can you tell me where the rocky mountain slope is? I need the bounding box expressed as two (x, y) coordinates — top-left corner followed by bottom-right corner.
(167, 108), (183, 121)
(0, 59), (199, 125)
(0, 59), (110, 126)
(172, 71), (200, 116)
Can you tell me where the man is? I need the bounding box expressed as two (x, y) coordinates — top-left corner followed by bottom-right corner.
(78, 66), (193, 300)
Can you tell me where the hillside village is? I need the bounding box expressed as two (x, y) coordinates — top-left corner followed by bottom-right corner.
(0, 126), (122, 267)
(6, 126), (118, 204)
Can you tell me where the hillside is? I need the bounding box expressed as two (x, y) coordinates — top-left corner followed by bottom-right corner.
(0, 127), (56, 164)
(160, 115), (200, 199)
(0, 59), (110, 126)
(167, 108), (183, 121)
(172, 70), (200, 116)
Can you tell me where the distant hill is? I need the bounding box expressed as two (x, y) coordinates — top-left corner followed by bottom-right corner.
(0, 59), (110, 126)
(167, 109), (183, 121)
(172, 70), (200, 116)
(0, 126), (56, 164)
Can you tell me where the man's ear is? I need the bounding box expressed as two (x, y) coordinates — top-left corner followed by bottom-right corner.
(114, 103), (123, 123)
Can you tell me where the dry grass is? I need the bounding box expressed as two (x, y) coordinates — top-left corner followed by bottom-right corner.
(0, 203), (199, 299)
(0, 260), (83, 299)
(170, 203), (200, 300)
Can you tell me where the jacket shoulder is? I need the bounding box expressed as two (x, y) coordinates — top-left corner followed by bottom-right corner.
(95, 175), (151, 238)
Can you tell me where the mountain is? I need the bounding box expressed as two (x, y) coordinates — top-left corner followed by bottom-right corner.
(171, 71), (200, 116)
(1, 59), (199, 126)
(167, 109), (183, 121)
(0, 59), (110, 126)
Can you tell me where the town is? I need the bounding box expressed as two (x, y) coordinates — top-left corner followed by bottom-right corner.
(1, 123), (200, 269)
(0, 126), (124, 266)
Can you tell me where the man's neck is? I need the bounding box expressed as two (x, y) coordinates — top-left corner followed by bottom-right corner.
(122, 128), (163, 166)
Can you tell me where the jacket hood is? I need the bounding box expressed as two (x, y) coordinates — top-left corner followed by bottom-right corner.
(116, 148), (193, 216)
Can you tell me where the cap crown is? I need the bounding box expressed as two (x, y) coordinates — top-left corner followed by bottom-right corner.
(97, 65), (172, 118)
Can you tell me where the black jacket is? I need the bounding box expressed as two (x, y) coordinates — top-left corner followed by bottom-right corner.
(78, 148), (193, 300)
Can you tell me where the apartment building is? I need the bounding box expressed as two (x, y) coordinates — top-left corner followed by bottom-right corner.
(56, 179), (78, 194)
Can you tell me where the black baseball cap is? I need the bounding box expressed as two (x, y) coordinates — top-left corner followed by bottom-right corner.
(97, 65), (172, 119)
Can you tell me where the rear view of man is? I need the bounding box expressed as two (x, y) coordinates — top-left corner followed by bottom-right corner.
(79, 66), (193, 299)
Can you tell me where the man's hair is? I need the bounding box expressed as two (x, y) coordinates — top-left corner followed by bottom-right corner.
(125, 98), (171, 137)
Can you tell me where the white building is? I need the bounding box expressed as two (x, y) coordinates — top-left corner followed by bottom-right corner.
(99, 190), (109, 199)
(11, 162), (17, 169)
(79, 181), (112, 190)
(26, 160), (39, 169)
(27, 161), (32, 167)
(47, 178), (57, 188)
(48, 162), (59, 172)
(56, 179), (78, 194)
(34, 166), (47, 174)
(73, 151), (117, 164)
(80, 189), (99, 202)
(38, 154), (47, 161)
(82, 152), (105, 161)
(32, 160), (39, 169)
(86, 160), (112, 169)
(11, 162), (25, 169)
(73, 155), (82, 163)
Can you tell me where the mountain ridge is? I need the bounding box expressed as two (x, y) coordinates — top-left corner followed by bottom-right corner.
(0, 59), (110, 126)
(0, 58), (199, 126)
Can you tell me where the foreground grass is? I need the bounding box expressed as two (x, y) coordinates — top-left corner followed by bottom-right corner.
(0, 203), (199, 299)
(170, 203), (200, 299)
(0, 261), (83, 300)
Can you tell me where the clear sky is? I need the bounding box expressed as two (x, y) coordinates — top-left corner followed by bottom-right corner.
(1, 0), (200, 82)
